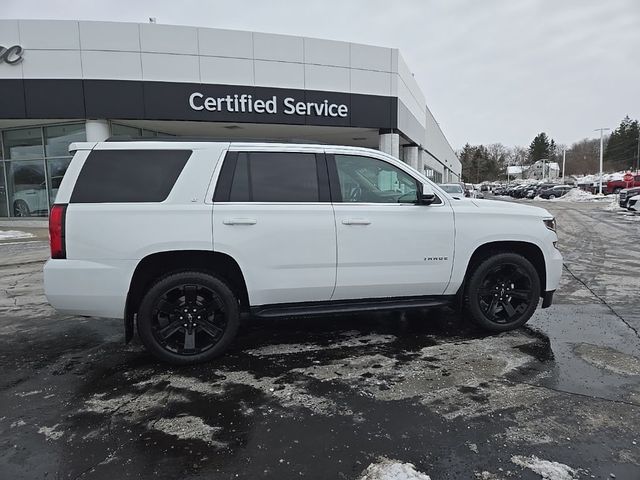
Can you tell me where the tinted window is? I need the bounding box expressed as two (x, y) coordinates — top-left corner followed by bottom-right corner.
(334, 155), (418, 203)
(70, 150), (191, 203)
(228, 152), (319, 202)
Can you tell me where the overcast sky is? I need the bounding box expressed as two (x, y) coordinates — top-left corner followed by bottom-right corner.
(3, 0), (639, 149)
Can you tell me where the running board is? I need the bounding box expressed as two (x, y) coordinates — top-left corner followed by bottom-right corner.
(251, 295), (455, 319)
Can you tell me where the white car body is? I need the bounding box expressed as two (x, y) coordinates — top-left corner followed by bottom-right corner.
(628, 194), (640, 212)
(44, 141), (562, 327)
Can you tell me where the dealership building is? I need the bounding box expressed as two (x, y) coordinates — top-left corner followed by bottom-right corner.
(0, 19), (460, 218)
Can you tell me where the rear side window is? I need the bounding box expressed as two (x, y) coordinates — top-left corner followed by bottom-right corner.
(228, 152), (320, 202)
(70, 149), (191, 203)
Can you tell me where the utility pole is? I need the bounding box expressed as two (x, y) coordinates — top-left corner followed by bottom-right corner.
(562, 149), (566, 184)
(636, 134), (639, 173)
(594, 127), (610, 195)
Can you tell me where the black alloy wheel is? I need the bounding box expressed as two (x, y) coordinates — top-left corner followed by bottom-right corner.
(137, 272), (239, 364)
(465, 253), (540, 332)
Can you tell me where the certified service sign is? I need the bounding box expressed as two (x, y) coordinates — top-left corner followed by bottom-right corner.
(189, 92), (349, 118)
(0, 45), (24, 65)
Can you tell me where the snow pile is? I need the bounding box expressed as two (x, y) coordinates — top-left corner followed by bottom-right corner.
(605, 196), (622, 211)
(0, 230), (35, 240)
(511, 455), (579, 480)
(551, 189), (608, 202)
(359, 458), (431, 480)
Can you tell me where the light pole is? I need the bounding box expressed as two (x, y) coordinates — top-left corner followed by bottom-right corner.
(562, 149), (566, 184)
(636, 134), (639, 173)
(594, 127), (610, 194)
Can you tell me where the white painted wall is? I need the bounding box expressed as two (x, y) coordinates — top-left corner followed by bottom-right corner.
(0, 18), (459, 175)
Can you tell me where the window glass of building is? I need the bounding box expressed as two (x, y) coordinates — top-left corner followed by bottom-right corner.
(3, 128), (44, 160)
(229, 152), (319, 202)
(0, 163), (8, 217)
(334, 154), (418, 203)
(6, 160), (48, 217)
(111, 123), (142, 137)
(44, 124), (86, 157)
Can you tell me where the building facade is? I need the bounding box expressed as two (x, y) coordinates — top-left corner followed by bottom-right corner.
(0, 19), (460, 217)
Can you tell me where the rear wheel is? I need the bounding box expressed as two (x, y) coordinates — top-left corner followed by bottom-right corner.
(464, 253), (540, 332)
(137, 271), (239, 365)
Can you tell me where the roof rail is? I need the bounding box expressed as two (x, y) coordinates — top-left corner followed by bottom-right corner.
(104, 135), (328, 144)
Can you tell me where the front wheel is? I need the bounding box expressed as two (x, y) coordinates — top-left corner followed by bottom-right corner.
(137, 271), (240, 365)
(464, 253), (540, 332)
(13, 200), (31, 217)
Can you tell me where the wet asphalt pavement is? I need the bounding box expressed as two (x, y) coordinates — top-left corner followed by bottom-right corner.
(1, 198), (639, 480)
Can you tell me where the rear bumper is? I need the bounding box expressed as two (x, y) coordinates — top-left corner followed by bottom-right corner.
(541, 290), (555, 308)
(44, 258), (135, 319)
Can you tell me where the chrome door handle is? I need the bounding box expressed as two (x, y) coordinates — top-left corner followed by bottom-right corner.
(223, 218), (257, 225)
(342, 218), (371, 225)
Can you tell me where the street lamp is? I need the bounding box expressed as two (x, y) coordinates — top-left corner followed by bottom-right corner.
(594, 127), (610, 195)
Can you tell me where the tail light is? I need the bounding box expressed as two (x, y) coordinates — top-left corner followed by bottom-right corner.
(49, 204), (67, 259)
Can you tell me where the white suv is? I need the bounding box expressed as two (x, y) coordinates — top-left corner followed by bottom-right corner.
(44, 140), (563, 364)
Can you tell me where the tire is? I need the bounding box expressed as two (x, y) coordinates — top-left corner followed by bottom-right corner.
(548, 194), (555, 200)
(137, 271), (240, 365)
(464, 253), (541, 332)
(13, 200), (31, 217)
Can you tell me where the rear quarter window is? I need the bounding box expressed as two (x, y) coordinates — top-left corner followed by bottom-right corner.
(70, 149), (191, 203)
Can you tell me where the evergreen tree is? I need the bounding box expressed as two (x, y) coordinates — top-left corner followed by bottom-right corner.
(604, 116), (640, 171)
(528, 133), (551, 163)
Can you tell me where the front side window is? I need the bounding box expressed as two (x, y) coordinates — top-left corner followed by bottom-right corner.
(228, 152), (319, 202)
(334, 154), (418, 203)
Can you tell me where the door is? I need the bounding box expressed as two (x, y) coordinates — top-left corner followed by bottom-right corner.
(329, 153), (455, 300)
(213, 150), (336, 306)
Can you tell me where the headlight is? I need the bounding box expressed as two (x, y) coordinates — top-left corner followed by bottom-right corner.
(543, 218), (556, 232)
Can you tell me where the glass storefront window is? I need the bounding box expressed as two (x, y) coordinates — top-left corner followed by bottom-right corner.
(45, 124), (86, 157)
(6, 160), (48, 217)
(0, 163), (8, 217)
(112, 123), (141, 137)
(46, 158), (71, 206)
(2, 128), (44, 160)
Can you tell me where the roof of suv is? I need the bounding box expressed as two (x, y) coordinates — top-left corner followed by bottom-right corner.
(104, 135), (330, 144)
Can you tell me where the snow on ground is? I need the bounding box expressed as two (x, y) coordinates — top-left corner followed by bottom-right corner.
(511, 455), (580, 480)
(605, 195), (622, 211)
(246, 331), (396, 357)
(151, 415), (226, 447)
(358, 458), (431, 480)
(0, 230), (35, 240)
(534, 189), (610, 203)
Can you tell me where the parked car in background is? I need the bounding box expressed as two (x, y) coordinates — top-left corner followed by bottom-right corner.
(13, 176), (62, 217)
(439, 183), (465, 197)
(538, 185), (574, 199)
(628, 195), (640, 212)
(606, 174), (640, 194)
(619, 187), (640, 209)
(464, 183), (474, 197)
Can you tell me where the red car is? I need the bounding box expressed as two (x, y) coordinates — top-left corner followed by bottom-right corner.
(606, 173), (640, 194)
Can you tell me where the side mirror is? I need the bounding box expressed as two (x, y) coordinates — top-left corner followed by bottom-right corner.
(419, 184), (436, 205)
